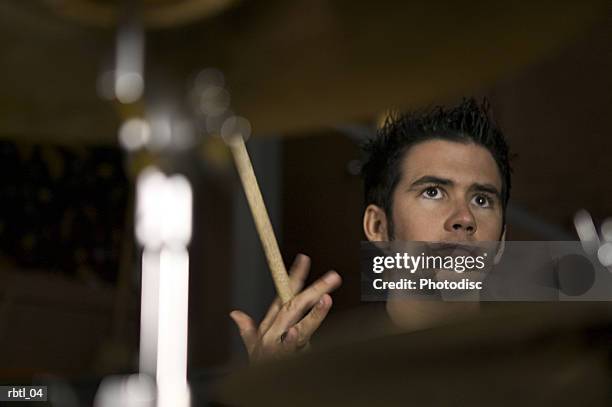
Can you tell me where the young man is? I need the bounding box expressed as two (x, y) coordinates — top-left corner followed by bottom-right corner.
(230, 98), (512, 361)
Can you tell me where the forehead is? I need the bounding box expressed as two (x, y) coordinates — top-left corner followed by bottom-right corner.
(399, 139), (502, 188)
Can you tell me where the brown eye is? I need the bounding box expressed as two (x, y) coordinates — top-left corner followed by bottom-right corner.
(472, 194), (491, 208)
(422, 187), (442, 199)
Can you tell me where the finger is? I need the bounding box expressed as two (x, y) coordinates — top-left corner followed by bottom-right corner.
(229, 310), (257, 355)
(279, 326), (300, 353)
(260, 254), (311, 334)
(267, 270), (341, 338)
(254, 326), (300, 361)
(288, 253), (312, 292)
(292, 294), (333, 348)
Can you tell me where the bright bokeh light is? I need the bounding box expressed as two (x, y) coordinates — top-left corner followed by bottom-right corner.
(194, 68), (224, 89)
(156, 247), (191, 407)
(115, 17), (145, 103)
(574, 209), (600, 255)
(119, 118), (151, 151)
(136, 168), (193, 250)
(199, 85), (230, 117)
(134, 167), (192, 407)
(148, 115), (173, 151)
(220, 115), (252, 143)
(116, 72), (145, 104)
(140, 250), (160, 376)
(597, 242), (612, 267)
(94, 374), (155, 407)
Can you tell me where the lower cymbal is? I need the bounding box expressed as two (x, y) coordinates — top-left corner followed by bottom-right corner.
(213, 303), (612, 406)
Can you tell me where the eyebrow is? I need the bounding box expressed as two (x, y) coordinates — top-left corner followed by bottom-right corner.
(409, 175), (501, 199)
(472, 183), (502, 200)
(409, 175), (453, 188)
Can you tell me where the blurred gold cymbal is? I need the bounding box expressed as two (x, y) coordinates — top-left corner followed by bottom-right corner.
(215, 0), (608, 135)
(0, 0), (608, 144)
(42, 0), (239, 29)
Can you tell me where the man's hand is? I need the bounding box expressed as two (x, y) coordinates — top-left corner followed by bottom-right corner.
(229, 254), (342, 362)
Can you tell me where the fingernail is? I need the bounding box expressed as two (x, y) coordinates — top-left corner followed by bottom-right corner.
(317, 296), (327, 308)
(323, 271), (338, 284)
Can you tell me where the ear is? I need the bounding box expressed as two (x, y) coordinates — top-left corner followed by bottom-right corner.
(363, 204), (390, 241)
(494, 227), (506, 264)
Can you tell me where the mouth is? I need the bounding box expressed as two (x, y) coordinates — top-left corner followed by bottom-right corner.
(425, 242), (483, 257)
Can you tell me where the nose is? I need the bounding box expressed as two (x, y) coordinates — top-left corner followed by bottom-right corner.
(444, 203), (477, 237)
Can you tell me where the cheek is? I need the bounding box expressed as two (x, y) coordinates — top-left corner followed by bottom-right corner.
(392, 199), (445, 240)
(474, 211), (503, 240)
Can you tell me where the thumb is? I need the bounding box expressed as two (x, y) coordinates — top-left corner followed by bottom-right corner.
(229, 310), (257, 355)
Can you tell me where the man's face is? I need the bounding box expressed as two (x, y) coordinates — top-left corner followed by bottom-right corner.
(387, 139), (503, 242)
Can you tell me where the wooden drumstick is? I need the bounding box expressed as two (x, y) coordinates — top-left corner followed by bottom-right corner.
(227, 135), (294, 304)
